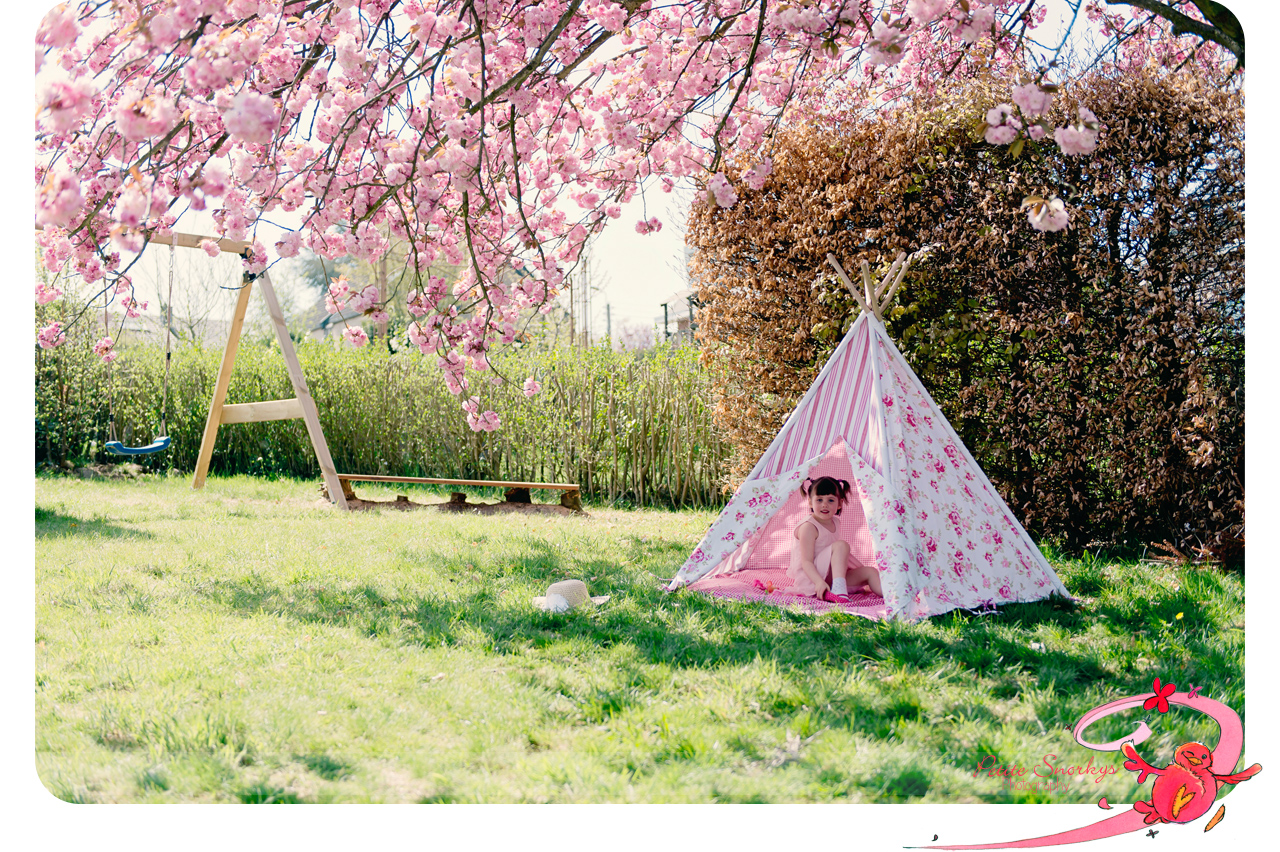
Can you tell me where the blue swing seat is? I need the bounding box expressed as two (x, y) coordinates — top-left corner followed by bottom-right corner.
(105, 436), (172, 456)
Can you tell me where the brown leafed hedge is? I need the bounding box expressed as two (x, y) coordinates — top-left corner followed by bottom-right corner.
(689, 66), (1243, 559)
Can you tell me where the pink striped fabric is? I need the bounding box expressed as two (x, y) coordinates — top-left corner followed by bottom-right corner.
(754, 318), (883, 479)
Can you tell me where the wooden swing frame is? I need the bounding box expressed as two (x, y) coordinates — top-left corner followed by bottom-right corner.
(147, 231), (351, 510)
(43, 226), (580, 512)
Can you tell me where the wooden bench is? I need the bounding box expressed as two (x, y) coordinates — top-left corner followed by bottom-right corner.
(334, 475), (582, 511)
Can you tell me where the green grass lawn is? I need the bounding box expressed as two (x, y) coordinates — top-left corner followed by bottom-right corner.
(34, 473), (1246, 804)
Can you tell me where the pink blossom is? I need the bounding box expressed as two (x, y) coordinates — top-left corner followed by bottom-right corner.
(908, 0), (951, 23)
(522, 377), (541, 397)
(343, 326), (369, 347)
(1025, 196), (1069, 232)
(222, 91), (278, 145)
(38, 79), (97, 133)
(588, 1), (627, 31)
(743, 157), (773, 191)
(467, 409), (501, 432)
(36, 322), (66, 350)
(35, 169), (82, 227)
(706, 172), (737, 208)
(114, 186), (150, 228)
(1026, 124), (1046, 141)
(983, 103), (1021, 146)
(984, 124), (1018, 145)
(92, 336), (116, 363)
(35, 281), (62, 305)
(199, 238), (221, 258)
(956, 4), (996, 44)
(867, 21), (906, 67)
(114, 91), (178, 141)
(37, 4), (80, 48)
(1055, 107), (1100, 155)
(1011, 83), (1053, 119)
(349, 285), (379, 313)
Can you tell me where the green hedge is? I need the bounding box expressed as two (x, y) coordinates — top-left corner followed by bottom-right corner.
(35, 336), (733, 508)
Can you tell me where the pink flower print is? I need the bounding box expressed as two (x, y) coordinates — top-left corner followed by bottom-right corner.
(925, 537), (937, 553)
(928, 480), (938, 491)
(882, 395), (894, 408)
(894, 500), (907, 516)
(951, 551), (968, 577)
(966, 540), (976, 551)
(905, 410), (918, 428)
(932, 459), (946, 475)
(747, 497), (758, 507)
(985, 553), (994, 565)
(734, 512), (745, 522)
(998, 584), (1012, 599)
(943, 444), (960, 465)
(992, 531), (1003, 545)
(947, 509), (961, 527)
(722, 531), (736, 541)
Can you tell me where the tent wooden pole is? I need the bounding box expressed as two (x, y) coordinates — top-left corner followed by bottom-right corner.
(860, 259), (875, 306)
(192, 277), (254, 489)
(879, 253), (911, 312)
(826, 254), (872, 316)
(255, 271), (349, 510)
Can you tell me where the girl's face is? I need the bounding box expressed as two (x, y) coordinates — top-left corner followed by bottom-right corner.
(810, 491), (840, 521)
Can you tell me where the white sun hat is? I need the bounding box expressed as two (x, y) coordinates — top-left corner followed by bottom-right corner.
(533, 580), (610, 612)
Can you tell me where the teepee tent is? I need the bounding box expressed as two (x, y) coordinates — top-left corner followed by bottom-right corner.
(670, 253), (1070, 621)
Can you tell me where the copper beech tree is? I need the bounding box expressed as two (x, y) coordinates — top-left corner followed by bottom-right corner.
(688, 65), (1243, 557)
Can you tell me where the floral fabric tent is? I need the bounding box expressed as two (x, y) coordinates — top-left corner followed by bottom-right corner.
(670, 261), (1070, 621)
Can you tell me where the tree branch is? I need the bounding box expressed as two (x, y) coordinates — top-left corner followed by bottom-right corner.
(1103, 0), (1242, 67)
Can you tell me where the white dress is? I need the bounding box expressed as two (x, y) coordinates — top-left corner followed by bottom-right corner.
(786, 516), (839, 595)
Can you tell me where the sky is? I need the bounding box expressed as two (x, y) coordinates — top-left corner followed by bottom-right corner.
(11, 2), (1280, 849)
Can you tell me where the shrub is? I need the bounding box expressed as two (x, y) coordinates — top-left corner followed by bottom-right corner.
(687, 66), (1243, 558)
(34, 334), (732, 509)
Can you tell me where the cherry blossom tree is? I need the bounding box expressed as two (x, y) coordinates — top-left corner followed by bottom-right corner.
(34, 1), (1241, 428)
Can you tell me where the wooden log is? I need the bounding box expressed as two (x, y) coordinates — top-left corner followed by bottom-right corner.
(337, 474), (580, 490)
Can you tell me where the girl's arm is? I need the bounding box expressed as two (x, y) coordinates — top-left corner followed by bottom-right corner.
(794, 523), (829, 596)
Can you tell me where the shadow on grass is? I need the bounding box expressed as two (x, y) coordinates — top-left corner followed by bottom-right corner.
(35, 506), (154, 540)
(185, 554), (1240, 709)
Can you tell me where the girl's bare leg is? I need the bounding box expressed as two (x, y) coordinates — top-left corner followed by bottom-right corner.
(828, 541), (850, 595)
(846, 563), (883, 596)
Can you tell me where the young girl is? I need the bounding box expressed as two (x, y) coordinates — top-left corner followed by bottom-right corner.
(788, 476), (883, 601)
